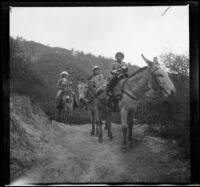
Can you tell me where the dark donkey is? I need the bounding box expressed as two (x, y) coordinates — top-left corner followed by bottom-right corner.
(55, 89), (77, 125)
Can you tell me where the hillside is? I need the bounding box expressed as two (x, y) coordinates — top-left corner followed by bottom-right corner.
(10, 95), (190, 185)
(19, 39), (140, 96)
(10, 38), (140, 122)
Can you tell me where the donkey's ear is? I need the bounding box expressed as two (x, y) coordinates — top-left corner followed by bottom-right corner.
(153, 57), (160, 65)
(141, 54), (154, 67)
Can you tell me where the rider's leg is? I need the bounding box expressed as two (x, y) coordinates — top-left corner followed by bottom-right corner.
(106, 76), (119, 107)
(56, 89), (63, 108)
(107, 76), (119, 94)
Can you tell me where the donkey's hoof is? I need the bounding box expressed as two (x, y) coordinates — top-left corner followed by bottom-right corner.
(128, 141), (134, 148)
(95, 132), (99, 136)
(121, 142), (128, 149)
(98, 137), (103, 143)
(109, 136), (114, 141)
(90, 132), (95, 136)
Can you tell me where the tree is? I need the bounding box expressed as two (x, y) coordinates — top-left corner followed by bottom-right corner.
(159, 52), (189, 78)
(10, 36), (44, 95)
(10, 37), (27, 80)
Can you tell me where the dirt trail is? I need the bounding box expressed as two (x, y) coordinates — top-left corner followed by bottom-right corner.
(10, 121), (190, 185)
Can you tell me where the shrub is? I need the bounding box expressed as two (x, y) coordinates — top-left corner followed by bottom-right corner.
(135, 53), (190, 160)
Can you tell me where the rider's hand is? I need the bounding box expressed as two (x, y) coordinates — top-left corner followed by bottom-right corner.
(122, 65), (127, 70)
(112, 70), (118, 74)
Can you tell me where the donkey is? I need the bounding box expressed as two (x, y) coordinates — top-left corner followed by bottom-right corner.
(78, 54), (176, 147)
(111, 54), (176, 148)
(55, 89), (76, 125)
(77, 80), (113, 142)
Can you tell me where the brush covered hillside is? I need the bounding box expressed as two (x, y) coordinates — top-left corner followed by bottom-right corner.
(19, 38), (139, 94)
(13, 37), (139, 122)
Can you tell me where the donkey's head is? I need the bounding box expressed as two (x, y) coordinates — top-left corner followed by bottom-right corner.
(77, 80), (88, 103)
(141, 54), (176, 98)
(77, 79), (95, 104)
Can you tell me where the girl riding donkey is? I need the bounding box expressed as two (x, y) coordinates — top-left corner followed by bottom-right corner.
(106, 52), (129, 110)
(55, 71), (78, 123)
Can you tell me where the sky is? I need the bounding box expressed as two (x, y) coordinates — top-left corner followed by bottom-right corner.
(10, 6), (189, 67)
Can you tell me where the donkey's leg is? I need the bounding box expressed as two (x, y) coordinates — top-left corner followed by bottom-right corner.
(121, 106), (128, 147)
(94, 110), (99, 136)
(97, 110), (103, 143)
(104, 123), (108, 130)
(65, 107), (69, 125)
(69, 103), (74, 125)
(127, 110), (134, 147)
(69, 107), (73, 125)
(55, 108), (60, 122)
(89, 110), (95, 135)
(103, 111), (108, 130)
(106, 109), (113, 140)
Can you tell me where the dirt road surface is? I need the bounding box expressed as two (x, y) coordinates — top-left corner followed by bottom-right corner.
(10, 121), (190, 185)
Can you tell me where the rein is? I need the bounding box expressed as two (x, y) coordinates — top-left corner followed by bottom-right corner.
(85, 86), (96, 104)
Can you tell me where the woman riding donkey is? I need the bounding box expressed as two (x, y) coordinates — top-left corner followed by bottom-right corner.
(89, 65), (107, 96)
(55, 71), (78, 115)
(106, 52), (129, 108)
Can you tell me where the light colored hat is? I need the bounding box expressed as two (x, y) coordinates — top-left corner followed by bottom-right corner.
(93, 65), (100, 72)
(60, 71), (69, 77)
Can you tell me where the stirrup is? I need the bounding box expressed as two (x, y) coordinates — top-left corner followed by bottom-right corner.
(107, 97), (113, 107)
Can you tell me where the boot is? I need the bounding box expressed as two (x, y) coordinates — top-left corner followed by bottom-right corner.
(107, 95), (113, 108)
(55, 97), (61, 109)
(112, 97), (120, 112)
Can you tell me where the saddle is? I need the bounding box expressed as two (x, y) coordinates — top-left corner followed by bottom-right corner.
(107, 77), (127, 111)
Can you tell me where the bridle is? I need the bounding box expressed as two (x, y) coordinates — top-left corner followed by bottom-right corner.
(62, 90), (73, 103)
(122, 67), (166, 100)
(80, 83), (96, 104)
(150, 68), (170, 97)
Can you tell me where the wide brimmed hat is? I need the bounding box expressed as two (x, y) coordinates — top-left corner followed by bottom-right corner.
(60, 71), (69, 77)
(93, 65), (100, 72)
(115, 52), (124, 59)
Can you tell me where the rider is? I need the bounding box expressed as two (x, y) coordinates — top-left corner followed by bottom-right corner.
(55, 71), (78, 109)
(89, 65), (106, 96)
(106, 52), (128, 107)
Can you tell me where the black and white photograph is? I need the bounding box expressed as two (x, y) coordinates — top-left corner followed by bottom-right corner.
(3, 2), (199, 185)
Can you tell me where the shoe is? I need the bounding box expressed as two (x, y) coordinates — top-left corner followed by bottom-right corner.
(107, 96), (113, 107)
(112, 100), (120, 112)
